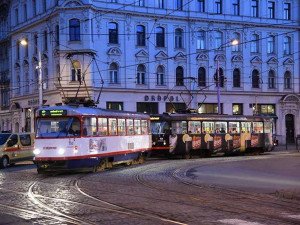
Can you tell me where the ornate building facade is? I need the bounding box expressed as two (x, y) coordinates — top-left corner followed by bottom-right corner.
(2, 0), (300, 144)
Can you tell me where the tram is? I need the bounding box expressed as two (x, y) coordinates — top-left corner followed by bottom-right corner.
(34, 105), (151, 173)
(151, 113), (275, 158)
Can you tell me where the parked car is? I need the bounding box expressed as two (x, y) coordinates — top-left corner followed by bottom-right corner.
(0, 133), (35, 168)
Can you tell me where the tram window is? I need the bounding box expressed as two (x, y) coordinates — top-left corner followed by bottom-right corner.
(98, 118), (108, 136)
(109, 118), (117, 135)
(215, 122), (227, 133)
(70, 117), (81, 136)
(241, 122), (251, 133)
(264, 121), (272, 133)
(188, 121), (201, 134)
(83, 117), (97, 136)
(127, 119), (134, 135)
(229, 122), (240, 133)
(151, 121), (169, 134)
(141, 120), (148, 134)
(134, 120), (141, 135)
(202, 121), (214, 134)
(118, 119), (126, 136)
(171, 121), (187, 134)
(253, 122), (263, 133)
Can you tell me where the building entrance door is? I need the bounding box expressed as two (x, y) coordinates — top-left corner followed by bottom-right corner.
(285, 114), (295, 143)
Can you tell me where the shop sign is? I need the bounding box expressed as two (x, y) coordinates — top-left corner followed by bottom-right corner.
(144, 95), (180, 102)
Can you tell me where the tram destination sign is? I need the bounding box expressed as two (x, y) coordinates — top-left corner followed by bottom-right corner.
(39, 110), (67, 116)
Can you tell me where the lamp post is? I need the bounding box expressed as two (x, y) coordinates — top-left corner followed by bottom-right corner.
(216, 39), (239, 114)
(20, 39), (43, 107)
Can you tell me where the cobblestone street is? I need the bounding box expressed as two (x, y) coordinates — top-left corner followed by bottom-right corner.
(0, 151), (300, 225)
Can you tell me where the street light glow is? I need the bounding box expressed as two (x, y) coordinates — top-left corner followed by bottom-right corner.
(20, 39), (28, 46)
(231, 39), (239, 46)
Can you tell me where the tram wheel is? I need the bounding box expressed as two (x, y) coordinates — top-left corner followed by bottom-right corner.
(98, 159), (106, 171)
(184, 153), (191, 159)
(138, 153), (144, 164)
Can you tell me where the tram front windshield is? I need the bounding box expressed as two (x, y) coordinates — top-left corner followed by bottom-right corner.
(36, 117), (81, 138)
(151, 121), (169, 134)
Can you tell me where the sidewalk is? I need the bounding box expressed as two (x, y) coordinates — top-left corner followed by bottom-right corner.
(271, 144), (300, 153)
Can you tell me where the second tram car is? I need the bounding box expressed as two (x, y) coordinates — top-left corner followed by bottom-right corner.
(34, 106), (151, 173)
(151, 113), (275, 158)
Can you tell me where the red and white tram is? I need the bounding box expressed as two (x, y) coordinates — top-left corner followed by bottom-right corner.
(34, 106), (151, 173)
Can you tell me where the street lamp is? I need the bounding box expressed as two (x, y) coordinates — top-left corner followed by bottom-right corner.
(216, 39), (239, 114)
(20, 39), (43, 107)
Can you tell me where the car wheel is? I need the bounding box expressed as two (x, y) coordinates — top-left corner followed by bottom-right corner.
(0, 156), (9, 169)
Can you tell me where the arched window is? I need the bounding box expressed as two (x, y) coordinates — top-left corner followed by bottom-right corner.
(233, 68), (240, 87)
(252, 69), (260, 88)
(175, 28), (183, 48)
(267, 35), (275, 54)
(232, 32), (240, 52)
(136, 25), (145, 46)
(137, 64), (146, 85)
(198, 67), (206, 87)
(197, 30), (205, 50)
(69, 19), (80, 41)
(251, 34), (259, 53)
(268, 70), (275, 89)
(176, 66), (184, 86)
(71, 60), (81, 82)
(44, 68), (48, 89)
(215, 31), (222, 49)
(109, 63), (118, 83)
(283, 36), (291, 55)
(219, 68), (224, 87)
(16, 75), (21, 94)
(284, 71), (291, 89)
(156, 27), (165, 47)
(157, 66), (164, 85)
(108, 22), (118, 44)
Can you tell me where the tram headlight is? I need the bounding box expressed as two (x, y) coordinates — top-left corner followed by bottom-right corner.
(58, 148), (65, 155)
(33, 148), (41, 155)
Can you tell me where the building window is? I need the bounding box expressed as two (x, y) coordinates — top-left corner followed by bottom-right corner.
(267, 35), (275, 54)
(284, 71), (291, 89)
(15, 8), (19, 25)
(16, 75), (21, 95)
(34, 34), (38, 54)
(255, 104), (275, 115)
(176, 66), (184, 86)
(136, 25), (145, 46)
(135, 0), (145, 6)
(43, 31), (47, 51)
(16, 41), (20, 60)
(69, 19), (80, 41)
(137, 102), (158, 114)
(250, 34), (259, 53)
(219, 68), (224, 88)
(108, 22), (118, 44)
(176, 0), (183, 10)
(44, 68), (48, 89)
(197, 0), (205, 12)
(166, 103), (186, 113)
(198, 67), (206, 87)
(32, 0), (36, 17)
(156, 0), (164, 8)
(232, 104), (243, 115)
(43, 0), (47, 12)
(109, 63), (119, 83)
(197, 30), (205, 50)
(24, 4), (27, 21)
(283, 36), (291, 55)
(157, 66), (165, 85)
(252, 69), (260, 88)
(284, 3), (291, 20)
(215, 0), (222, 14)
(110, 0), (117, 2)
(25, 73), (29, 93)
(156, 27), (165, 47)
(55, 25), (59, 46)
(107, 102), (123, 111)
(268, 70), (275, 88)
(215, 31), (222, 49)
(24, 38), (28, 57)
(232, 0), (239, 15)
(137, 64), (146, 85)
(175, 28), (183, 48)
(268, 1), (275, 19)
(233, 68), (240, 88)
(251, 0), (258, 17)
(232, 32), (240, 52)
(198, 103), (221, 114)
(71, 60), (81, 82)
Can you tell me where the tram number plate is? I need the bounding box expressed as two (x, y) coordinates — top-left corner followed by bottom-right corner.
(128, 143), (134, 150)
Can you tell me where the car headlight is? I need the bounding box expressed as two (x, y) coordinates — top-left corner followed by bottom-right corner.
(58, 148), (65, 155)
(33, 149), (41, 155)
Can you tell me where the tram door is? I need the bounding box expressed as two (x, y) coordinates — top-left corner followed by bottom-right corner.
(285, 114), (295, 143)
